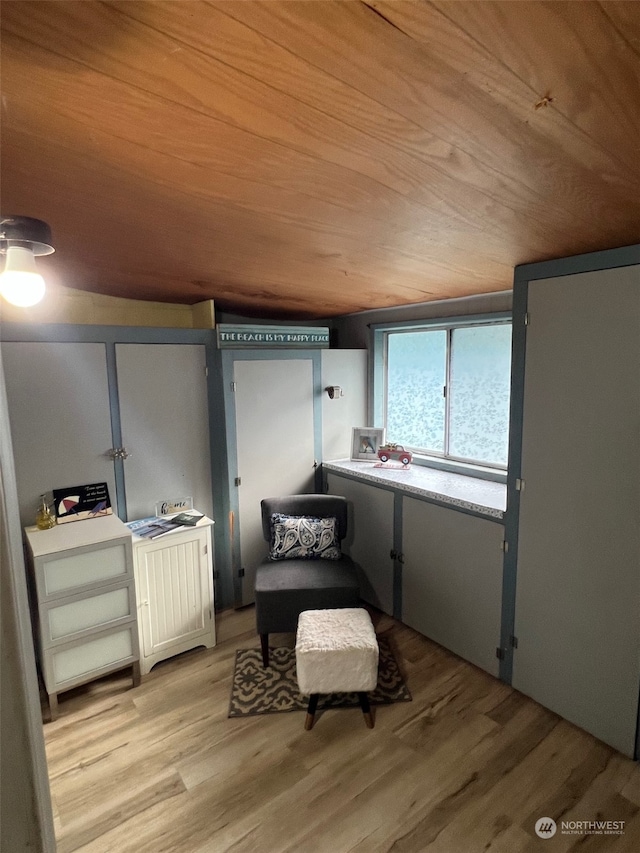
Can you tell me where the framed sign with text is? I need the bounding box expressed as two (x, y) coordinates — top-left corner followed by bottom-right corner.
(53, 482), (113, 523)
(217, 324), (330, 349)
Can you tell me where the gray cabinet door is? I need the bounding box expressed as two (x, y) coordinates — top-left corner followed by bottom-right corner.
(512, 265), (640, 757)
(115, 344), (212, 521)
(402, 496), (503, 676)
(233, 358), (316, 606)
(2, 342), (117, 526)
(326, 473), (394, 615)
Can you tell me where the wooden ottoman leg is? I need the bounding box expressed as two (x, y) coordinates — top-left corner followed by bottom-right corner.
(305, 694), (319, 730)
(358, 692), (374, 729)
(260, 633), (270, 667)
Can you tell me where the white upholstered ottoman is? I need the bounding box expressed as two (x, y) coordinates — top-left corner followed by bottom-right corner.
(295, 608), (379, 730)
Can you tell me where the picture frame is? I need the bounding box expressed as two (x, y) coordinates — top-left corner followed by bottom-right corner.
(351, 427), (385, 461)
(53, 482), (112, 524)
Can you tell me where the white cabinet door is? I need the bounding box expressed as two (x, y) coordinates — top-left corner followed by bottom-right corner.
(512, 265), (640, 757)
(326, 473), (394, 615)
(233, 358), (316, 606)
(135, 526), (215, 673)
(1, 342), (117, 527)
(116, 344), (212, 521)
(402, 496), (503, 676)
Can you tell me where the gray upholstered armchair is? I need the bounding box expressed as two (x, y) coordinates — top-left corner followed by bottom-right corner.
(255, 494), (360, 666)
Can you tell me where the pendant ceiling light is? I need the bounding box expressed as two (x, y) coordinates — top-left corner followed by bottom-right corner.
(0, 216), (55, 307)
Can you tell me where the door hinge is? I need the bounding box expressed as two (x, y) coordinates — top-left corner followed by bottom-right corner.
(203, 544), (208, 554)
(235, 477), (241, 487)
(524, 312), (530, 326)
(515, 478), (525, 491)
(496, 647), (505, 660)
(510, 635), (519, 649)
(230, 381), (237, 392)
(442, 385), (447, 398)
(205, 366), (209, 377)
(238, 568), (245, 578)
(501, 540), (509, 553)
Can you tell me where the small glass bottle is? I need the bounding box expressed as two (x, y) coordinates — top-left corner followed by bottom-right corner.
(36, 494), (56, 530)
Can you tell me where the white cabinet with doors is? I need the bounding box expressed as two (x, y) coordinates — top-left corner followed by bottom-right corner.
(509, 260), (640, 757)
(24, 514), (140, 720)
(1, 339), (212, 526)
(115, 344), (213, 521)
(402, 496), (504, 677)
(2, 342), (117, 527)
(325, 464), (505, 676)
(325, 472), (395, 615)
(132, 518), (216, 675)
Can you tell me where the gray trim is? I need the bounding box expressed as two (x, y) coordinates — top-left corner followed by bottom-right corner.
(370, 324), (384, 426)
(514, 244), (639, 283)
(393, 491), (403, 620)
(0, 323), (213, 345)
(499, 279), (529, 684)
(636, 681), (640, 762)
(105, 344), (127, 521)
(221, 350), (242, 606)
(206, 345), (233, 611)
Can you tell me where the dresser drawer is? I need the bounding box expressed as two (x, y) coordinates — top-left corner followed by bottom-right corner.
(42, 624), (138, 692)
(40, 582), (136, 649)
(37, 539), (131, 600)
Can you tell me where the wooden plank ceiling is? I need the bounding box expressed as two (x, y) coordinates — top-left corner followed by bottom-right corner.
(1, 1), (639, 319)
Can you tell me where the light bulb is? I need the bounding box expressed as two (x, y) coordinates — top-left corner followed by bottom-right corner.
(0, 246), (46, 307)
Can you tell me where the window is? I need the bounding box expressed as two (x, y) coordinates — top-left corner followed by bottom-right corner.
(376, 318), (512, 469)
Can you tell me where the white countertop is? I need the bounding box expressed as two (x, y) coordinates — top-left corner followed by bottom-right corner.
(323, 459), (506, 520)
(24, 513), (131, 557)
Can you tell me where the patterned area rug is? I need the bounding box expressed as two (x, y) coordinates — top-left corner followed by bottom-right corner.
(228, 636), (411, 717)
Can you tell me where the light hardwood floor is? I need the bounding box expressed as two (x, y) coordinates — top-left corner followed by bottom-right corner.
(43, 607), (640, 853)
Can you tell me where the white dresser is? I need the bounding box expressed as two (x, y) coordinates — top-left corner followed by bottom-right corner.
(24, 515), (141, 721)
(132, 517), (216, 675)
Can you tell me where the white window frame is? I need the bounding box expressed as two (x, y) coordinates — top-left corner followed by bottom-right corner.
(371, 313), (512, 482)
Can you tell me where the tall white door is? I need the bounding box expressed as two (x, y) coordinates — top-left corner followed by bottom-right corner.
(1, 342), (117, 526)
(233, 358), (316, 606)
(512, 265), (640, 757)
(116, 344), (213, 522)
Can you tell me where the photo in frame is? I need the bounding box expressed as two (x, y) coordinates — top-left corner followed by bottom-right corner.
(351, 427), (385, 461)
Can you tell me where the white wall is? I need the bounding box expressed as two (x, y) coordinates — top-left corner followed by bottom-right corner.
(321, 350), (368, 460)
(332, 290), (512, 349)
(0, 351), (56, 853)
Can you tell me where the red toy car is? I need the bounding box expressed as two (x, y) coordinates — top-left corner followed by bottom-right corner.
(377, 443), (412, 465)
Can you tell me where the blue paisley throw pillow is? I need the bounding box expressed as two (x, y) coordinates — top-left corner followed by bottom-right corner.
(269, 513), (342, 561)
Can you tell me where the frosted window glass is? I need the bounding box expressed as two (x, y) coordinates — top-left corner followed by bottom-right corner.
(52, 628), (133, 684)
(449, 325), (512, 465)
(44, 543), (127, 595)
(386, 331), (446, 452)
(47, 587), (130, 641)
